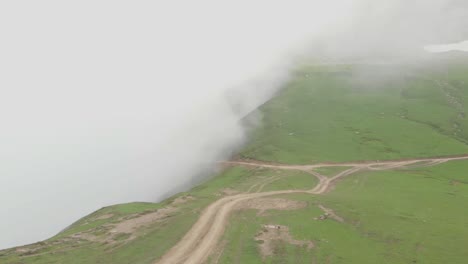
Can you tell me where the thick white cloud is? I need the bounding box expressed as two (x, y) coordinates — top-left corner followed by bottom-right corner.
(0, 0), (351, 249)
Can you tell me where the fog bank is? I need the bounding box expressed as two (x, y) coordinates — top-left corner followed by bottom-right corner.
(0, 0), (350, 249)
(1, 0), (467, 249)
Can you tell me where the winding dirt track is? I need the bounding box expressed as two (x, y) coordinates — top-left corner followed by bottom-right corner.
(156, 155), (468, 264)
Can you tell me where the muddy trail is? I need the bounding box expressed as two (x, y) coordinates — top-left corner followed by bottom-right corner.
(155, 155), (468, 264)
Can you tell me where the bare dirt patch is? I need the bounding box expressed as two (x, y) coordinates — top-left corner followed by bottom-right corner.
(220, 188), (239, 196)
(450, 180), (464, 186)
(172, 195), (195, 205)
(94, 213), (114, 220)
(255, 225), (314, 259)
(70, 206), (179, 246)
(237, 198), (307, 215)
(71, 232), (102, 243)
(316, 205), (344, 222)
(111, 207), (178, 234)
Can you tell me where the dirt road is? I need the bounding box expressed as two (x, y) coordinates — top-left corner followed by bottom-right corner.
(156, 155), (468, 264)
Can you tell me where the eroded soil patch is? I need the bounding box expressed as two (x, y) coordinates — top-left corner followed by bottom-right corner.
(111, 207), (178, 234)
(236, 198), (307, 215)
(315, 204), (345, 222)
(255, 225), (314, 259)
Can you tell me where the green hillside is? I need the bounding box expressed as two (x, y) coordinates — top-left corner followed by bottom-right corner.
(241, 62), (468, 163)
(2, 55), (468, 264)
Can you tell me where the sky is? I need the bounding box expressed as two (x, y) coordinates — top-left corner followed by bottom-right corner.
(0, 0), (467, 249)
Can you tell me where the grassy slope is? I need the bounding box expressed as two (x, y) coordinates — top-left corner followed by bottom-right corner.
(241, 63), (468, 163)
(214, 58), (468, 263)
(3, 56), (468, 263)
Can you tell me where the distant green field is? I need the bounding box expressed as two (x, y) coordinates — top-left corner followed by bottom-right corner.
(3, 56), (468, 264)
(241, 63), (468, 164)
